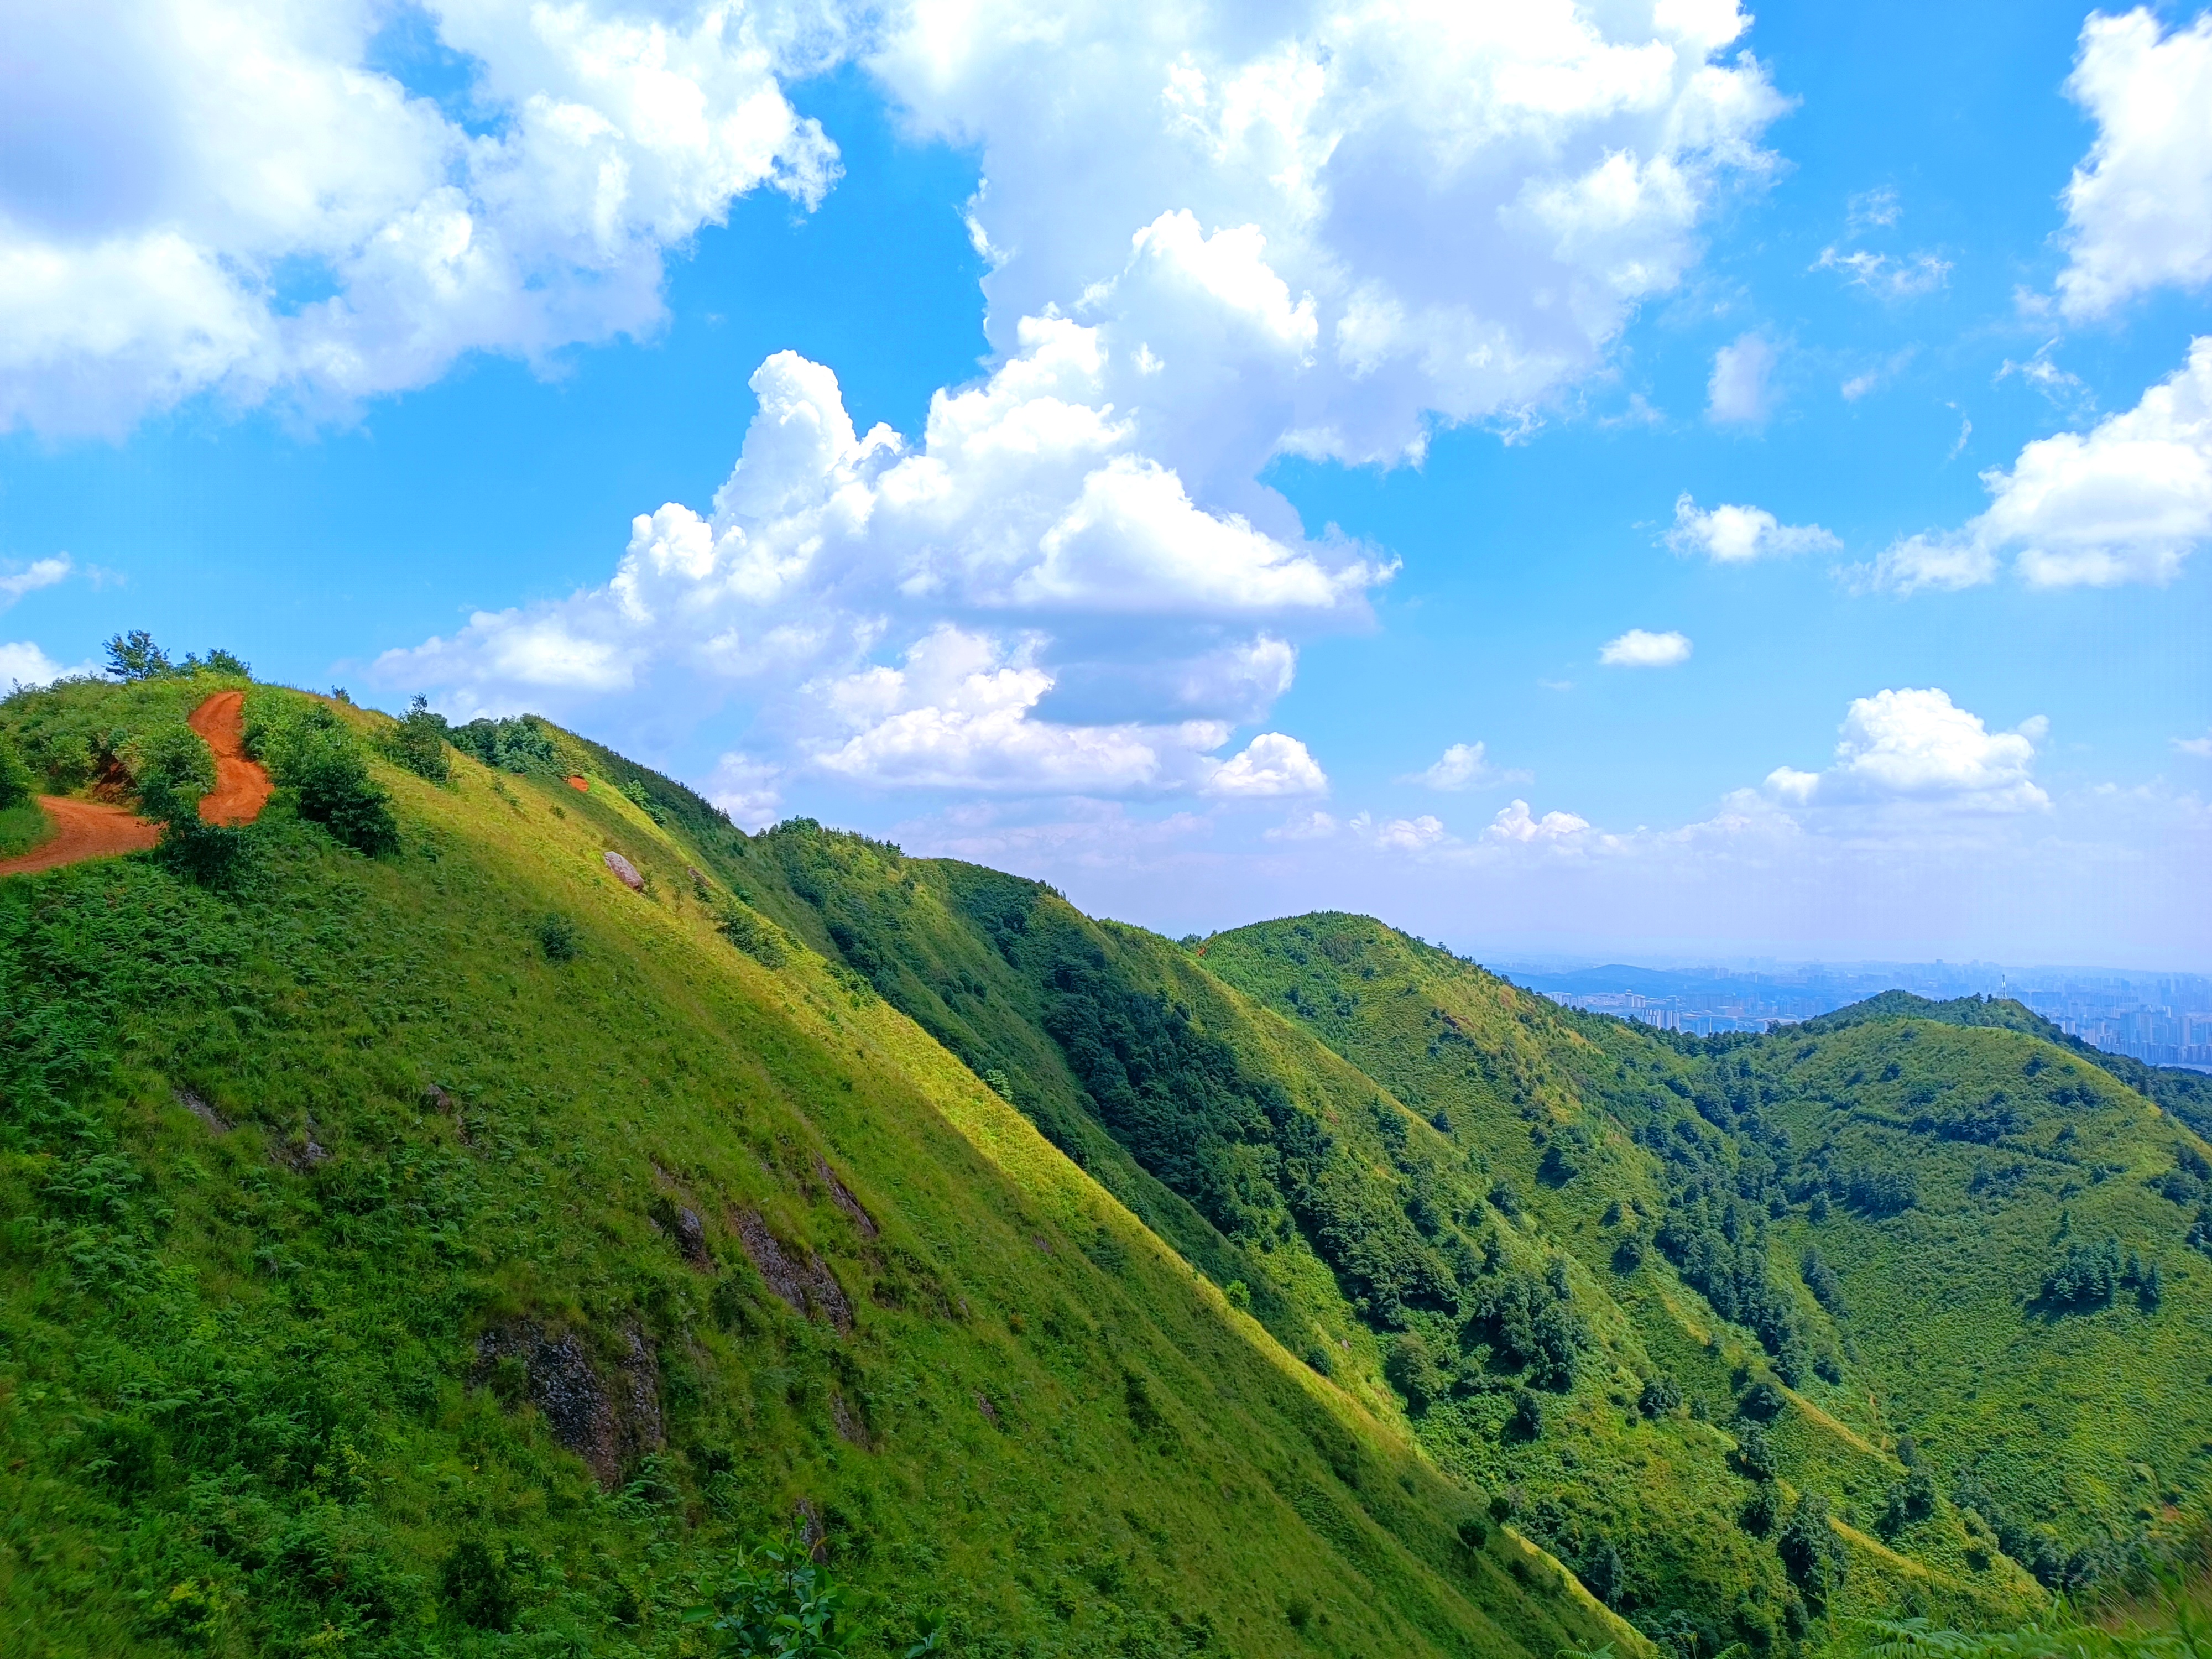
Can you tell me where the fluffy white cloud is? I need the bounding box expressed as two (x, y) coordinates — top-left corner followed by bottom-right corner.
(1265, 809), (1338, 841)
(0, 0), (839, 436)
(2175, 729), (2212, 759)
(1204, 732), (1327, 797)
(1666, 494), (1839, 562)
(383, 341), (1376, 794)
(1707, 331), (1775, 424)
(874, 0), (1782, 471)
(1485, 799), (1590, 842)
(1868, 336), (2212, 592)
(0, 640), (66, 687)
(2056, 9), (2212, 318)
(1764, 688), (2048, 811)
(1599, 628), (1692, 667)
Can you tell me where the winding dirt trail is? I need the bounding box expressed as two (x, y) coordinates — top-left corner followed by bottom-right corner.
(187, 691), (272, 826)
(0, 796), (160, 877)
(0, 693), (273, 879)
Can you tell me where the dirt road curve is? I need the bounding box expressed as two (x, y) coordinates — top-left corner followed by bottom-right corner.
(0, 796), (159, 877)
(187, 690), (272, 826)
(0, 692), (275, 879)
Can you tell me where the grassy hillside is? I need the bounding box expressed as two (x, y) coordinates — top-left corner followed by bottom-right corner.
(656, 841), (2045, 1647)
(0, 679), (1625, 1659)
(1199, 916), (2212, 1634)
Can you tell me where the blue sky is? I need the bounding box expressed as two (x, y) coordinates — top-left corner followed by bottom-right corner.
(1, 0), (2206, 965)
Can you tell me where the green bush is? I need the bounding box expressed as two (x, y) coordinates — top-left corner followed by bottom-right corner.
(127, 723), (215, 824)
(380, 695), (452, 783)
(0, 732), (33, 807)
(253, 700), (399, 856)
(539, 913), (578, 962)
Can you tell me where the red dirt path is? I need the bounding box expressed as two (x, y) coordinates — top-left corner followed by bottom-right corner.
(0, 692), (274, 879)
(187, 690), (272, 826)
(0, 796), (160, 876)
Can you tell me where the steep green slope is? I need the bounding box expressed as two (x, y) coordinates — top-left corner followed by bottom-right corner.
(669, 843), (2041, 1647)
(0, 681), (1622, 1659)
(1200, 915), (2211, 1630)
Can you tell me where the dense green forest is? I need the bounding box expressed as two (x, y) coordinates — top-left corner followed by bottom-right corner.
(0, 670), (2204, 1656)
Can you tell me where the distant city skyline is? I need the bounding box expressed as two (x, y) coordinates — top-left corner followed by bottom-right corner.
(1498, 957), (2212, 1071)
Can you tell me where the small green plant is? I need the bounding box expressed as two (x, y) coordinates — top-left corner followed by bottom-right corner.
(684, 1526), (859, 1657)
(254, 700), (400, 855)
(539, 913), (578, 962)
(439, 1538), (518, 1631)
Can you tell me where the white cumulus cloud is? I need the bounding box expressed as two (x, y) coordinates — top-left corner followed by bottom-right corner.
(2056, 8), (2212, 318)
(0, 0), (841, 436)
(1353, 812), (1448, 852)
(1764, 688), (2048, 812)
(1866, 336), (2212, 592)
(1485, 799), (1591, 842)
(2174, 729), (2212, 759)
(1666, 495), (1839, 562)
(1600, 628), (1693, 667)
(1204, 732), (1328, 797)
(0, 640), (66, 687)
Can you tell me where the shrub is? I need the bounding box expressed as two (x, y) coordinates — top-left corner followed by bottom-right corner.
(539, 914), (578, 963)
(440, 1539), (518, 1631)
(0, 733), (34, 807)
(1738, 1379), (1787, 1422)
(1742, 1485), (1780, 1535)
(1777, 1493), (1844, 1603)
(1738, 1424), (1776, 1481)
(1638, 1373), (1681, 1418)
(717, 903), (789, 967)
(1456, 1514), (1490, 1551)
(1580, 1540), (1626, 1608)
(1488, 1177), (1523, 1220)
(257, 702), (400, 855)
(128, 723), (214, 824)
(1509, 1389), (1545, 1439)
(381, 695), (452, 783)
(451, 714), (560, 775)
(1880, 1467), (1938, 1536)
(685, 1527), (864, 1658)
(1385, 1331), (1447, 1412)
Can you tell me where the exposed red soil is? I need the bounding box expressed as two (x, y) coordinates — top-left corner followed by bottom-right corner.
(0, 796), (159, 877)
(566, 774), (590, 792)
(187, 691), (272, 826)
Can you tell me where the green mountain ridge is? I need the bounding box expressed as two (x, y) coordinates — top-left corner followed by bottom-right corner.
(0, 677), (2203, 1656)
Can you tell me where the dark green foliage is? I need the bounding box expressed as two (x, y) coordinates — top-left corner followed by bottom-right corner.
(1737, 1424), (1776, 1481)
(1386, 1329), (1448, 1412)
(0, 731), (33, 807)
(2040, 1236), (2125, 1310)
(1509, 1389), (1545, 1439)
(1457, 1514), (1490, 1550)
(1738, 1380), (1786, 1421)
(252, 697), (400, 855)
(1580, 1539), (1626, 1608)
(1637, 1373), (1681, 1418)
(1800, 1247), (1846, 1316)
(439, 1539), (518, 1631)
(380, 695), (452, 783)
(1656, 1197), (1809, 1381)
(449, 714), (560, 775)
(1741, 1484), (1780, 1536)
(1880, 1467), (1938, 1536)
(1489, 1177), (1524, 1220)
(1778, 1493), (1844, 1603)
(1467, 1267), (1587, 1390)
(538, 912), (578, 962)
(1842, 1166), (1920, 1217)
